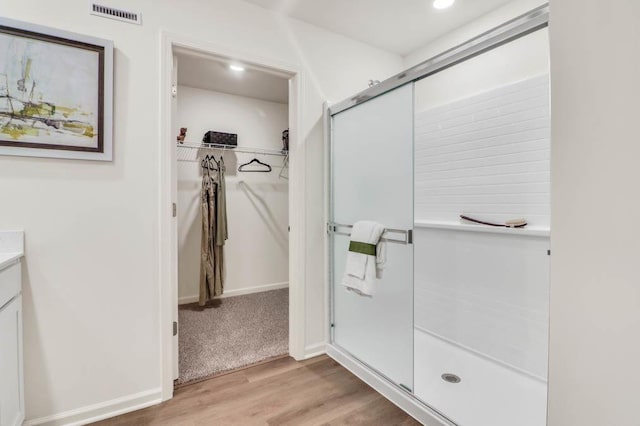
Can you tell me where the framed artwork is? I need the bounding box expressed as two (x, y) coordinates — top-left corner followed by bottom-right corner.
(0, 18), (113, 161)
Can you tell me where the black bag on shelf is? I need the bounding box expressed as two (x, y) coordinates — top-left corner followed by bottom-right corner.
(202, 131), (237, 147)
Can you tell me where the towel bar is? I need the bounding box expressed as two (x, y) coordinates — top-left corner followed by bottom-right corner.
(327, 222), (413, 245)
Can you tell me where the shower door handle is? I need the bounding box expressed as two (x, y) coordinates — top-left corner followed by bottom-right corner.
(327, 222), (413, 245)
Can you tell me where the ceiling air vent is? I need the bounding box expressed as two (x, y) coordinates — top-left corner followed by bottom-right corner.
(90, 3), (141, 25)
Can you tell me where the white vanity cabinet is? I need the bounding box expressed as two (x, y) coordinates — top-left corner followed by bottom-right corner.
(0, 258), (24, 426)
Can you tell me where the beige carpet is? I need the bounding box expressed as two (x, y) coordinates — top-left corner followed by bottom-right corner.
(177, 288), (289, 385)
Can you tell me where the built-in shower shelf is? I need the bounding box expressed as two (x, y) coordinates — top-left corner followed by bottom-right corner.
(414, 220), (550, 237)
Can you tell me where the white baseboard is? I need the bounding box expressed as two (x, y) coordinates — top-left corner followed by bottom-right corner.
(178, 281), (289, 305)
(327, 344), (454, 426)
(24, 388), (162, 426)
(304, 342), (326, 359)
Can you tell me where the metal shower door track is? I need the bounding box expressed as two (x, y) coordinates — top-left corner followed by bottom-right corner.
(328, 3), (549, 116)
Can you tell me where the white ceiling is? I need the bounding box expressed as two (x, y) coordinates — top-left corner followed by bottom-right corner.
(243, 0), (516, 56)
(176, 52), (289, 104)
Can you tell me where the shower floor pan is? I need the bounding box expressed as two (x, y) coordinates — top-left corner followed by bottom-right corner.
(414, 329), (547, 426)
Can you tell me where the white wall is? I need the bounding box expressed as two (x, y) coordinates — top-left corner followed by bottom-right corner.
(548, 1), (640, 425)
(414, 28), (549, 113)
(176, 86), (289, 303)
(404, 0), (547, 69)
(0, 0), (403, 423)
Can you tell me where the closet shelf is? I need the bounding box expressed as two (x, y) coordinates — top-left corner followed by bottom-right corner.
(414, 220), (550, 237)
(177, 142), (288, 157)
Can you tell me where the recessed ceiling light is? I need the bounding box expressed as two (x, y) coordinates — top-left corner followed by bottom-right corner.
(433, 0), (455, 10)
(229, 64), (245, 72)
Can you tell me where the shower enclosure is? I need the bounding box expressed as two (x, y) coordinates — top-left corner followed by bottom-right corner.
(327, 5), (550, 426)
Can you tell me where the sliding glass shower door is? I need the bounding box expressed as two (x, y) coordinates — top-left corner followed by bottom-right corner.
(329, 84), (415, 390)
(327, 8), (550, 425)
(412, 28), (550, 426)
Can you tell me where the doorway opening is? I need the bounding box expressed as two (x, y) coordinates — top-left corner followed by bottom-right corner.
(161, 41), (304, 392)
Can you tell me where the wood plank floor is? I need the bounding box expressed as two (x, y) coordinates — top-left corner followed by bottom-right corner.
(95, 355), (421, 425)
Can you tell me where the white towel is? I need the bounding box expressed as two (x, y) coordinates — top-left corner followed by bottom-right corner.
(342, 221), (386, 296)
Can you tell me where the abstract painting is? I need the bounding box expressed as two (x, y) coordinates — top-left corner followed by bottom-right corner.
(0, 18), (113, 161)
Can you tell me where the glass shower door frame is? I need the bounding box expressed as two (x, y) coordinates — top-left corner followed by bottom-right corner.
(324, 6), (550, 426)
(325, 89), (456, 426)
(327, 82), (415, 391)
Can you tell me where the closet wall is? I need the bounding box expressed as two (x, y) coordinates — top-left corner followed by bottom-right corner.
(177, 86), (289, 303)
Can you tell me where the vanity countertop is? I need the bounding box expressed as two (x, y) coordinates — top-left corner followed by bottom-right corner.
(0, 231), (24, 270)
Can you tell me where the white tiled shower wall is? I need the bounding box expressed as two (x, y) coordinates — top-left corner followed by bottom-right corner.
(414, 75), (550, 228)
(414, 228), (550, 379)
(414, 76), (550, 379)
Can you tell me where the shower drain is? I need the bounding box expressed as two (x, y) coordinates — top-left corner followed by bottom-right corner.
(441, 373), (461, 383)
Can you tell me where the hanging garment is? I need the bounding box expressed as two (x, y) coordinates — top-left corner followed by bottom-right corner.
(341, 221), (386, 297)
(216, 158), (229, 243)
(199, 171), (218, 305)
(212, 159), (228, 296)
(198, 158), (229, 305)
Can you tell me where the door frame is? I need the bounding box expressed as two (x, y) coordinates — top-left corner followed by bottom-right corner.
(159, 31), (306, 400)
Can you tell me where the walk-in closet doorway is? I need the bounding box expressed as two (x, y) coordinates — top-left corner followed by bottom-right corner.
(159, 35), (305, 400)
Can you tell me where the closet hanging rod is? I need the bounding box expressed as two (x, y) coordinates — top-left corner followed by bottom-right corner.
(177, 142), (288, 157)
(327, 222), (413, 245)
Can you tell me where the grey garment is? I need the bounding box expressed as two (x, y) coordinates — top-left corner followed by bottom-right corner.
(199, 172), (223, 305)
(212, 161), (227, 294)
(198, 161), (229, 306)
(216, 158), (228, 243)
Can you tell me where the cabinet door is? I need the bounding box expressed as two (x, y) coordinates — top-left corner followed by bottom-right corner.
(0, 295), (24, 426)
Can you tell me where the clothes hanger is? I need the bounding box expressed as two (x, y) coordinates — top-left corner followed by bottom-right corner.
(209, 154), (219, 171)
(201, 154), (218, 172)
(238, 157), (272, 172)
